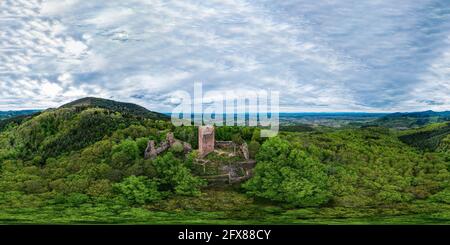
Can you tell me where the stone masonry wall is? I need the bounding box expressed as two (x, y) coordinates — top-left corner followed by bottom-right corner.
(198, 126), (215, 158)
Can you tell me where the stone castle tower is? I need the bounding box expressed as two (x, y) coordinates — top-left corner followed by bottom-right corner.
(198, 126), (215, 157)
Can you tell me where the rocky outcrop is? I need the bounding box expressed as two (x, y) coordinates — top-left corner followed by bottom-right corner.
(240, 142), (249, 161)
(182, 142), (192, 153)
(144, 141), (158, 159)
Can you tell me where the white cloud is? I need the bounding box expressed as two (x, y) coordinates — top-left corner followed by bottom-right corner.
(408, 35), (450, 111)
(41, 0), (80, 16)
(0, 0), (449, 112)
(85, 8), (135, 27)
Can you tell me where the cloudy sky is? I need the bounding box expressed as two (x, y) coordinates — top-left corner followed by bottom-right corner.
(0, 0), (449, 112)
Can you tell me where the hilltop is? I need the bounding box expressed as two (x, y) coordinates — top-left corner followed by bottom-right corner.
(0, 97), (168, 131)
(61, 97), (169, 120)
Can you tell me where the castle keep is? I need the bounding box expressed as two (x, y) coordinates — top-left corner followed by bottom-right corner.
(198, 125), (215, 157)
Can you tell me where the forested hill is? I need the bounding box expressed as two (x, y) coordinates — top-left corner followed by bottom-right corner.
(61, 97), (169, 120)
(372, 110), (450, 129)
(0, 98), (173, 160)
(0, 97), (168, 132)
(398, 122), (450, 152)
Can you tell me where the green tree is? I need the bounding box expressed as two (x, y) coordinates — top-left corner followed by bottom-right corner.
(174, 126), (197, 149)
(248, 141), (261, 159)
(251, 128), (261, 143)
(153, 153), (205, 196)
(136, 137), (150, 154)
(113, 176), (161, 205)
(111, 139), (139, 169)
(244, 137), (331, 207)
(231, 134), (244, 144)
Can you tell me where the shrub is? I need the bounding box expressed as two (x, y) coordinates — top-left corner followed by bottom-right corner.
(87, 179), (113, 197)
(23, 179), (48, 194)
(431, 189), (450, 204)
(170, 141), (184, 154)
(66, 193), (90, 205)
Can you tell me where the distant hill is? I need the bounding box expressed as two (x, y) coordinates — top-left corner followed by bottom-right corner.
(371, 110), (450, 129)
(384, 110), (450, 119)
(0, 110), (40, 120)
(0, 110), (41, 131)
(61, 97), (169, 120)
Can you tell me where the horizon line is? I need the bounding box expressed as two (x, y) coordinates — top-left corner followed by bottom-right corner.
(1, 109), (449, 114)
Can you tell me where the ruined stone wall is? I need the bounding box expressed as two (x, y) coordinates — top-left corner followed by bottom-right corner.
(144, 132), (192, 159)
(215, 141), (235, 148)
(215, 140), (249, 160)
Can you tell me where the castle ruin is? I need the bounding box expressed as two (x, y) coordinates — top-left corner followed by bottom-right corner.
(143, 126), (254, 184)
(144, 126), (250, 163)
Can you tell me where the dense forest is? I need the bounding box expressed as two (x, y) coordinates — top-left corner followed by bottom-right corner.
(0, 98), (448, 224)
